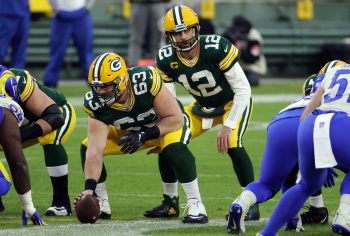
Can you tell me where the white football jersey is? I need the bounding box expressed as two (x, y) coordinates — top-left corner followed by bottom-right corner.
(0, 96), (24, 126)
(319, 64), (350, 114)
(279, 95), (313, 113)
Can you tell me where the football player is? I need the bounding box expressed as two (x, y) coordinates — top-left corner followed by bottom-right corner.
(0, 88), (45, 225)
(258, 63), (350, 236)
(227, 60), (346, 234)
(149, 5), (258, 221)
(0, 66), (76, 216)
(77, 52), (208, 224)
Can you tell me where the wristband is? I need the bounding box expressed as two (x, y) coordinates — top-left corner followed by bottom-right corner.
(144, 125), (160, 140)
(85, 179), (97, 191)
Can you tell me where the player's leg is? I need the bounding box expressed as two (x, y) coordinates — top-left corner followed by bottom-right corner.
(10, 13), (30, 68)
(143, 151), (179, 218)
(259, 113), (328, 235)
(0, 16), (17, 65)
(40, 103), (76, 216)
(300, 189), (329, 225)
(127, 3), (148, 66)
(224, 98), (258, 221)
(0, 161), (11, 211)
(228, 116), (299, 233)
(329, 114), (350, 235)
(71, 10), (94, 80)
(333, 172), (350, 235)
(43, 16), (72, 88)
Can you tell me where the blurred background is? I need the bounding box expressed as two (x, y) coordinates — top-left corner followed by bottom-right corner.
(4, 0), (350, 82)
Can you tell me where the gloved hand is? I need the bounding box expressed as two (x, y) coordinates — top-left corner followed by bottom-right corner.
(324, 168), (338, 188)
(118, 131), (147, 154)
(22, 210), (46, 226)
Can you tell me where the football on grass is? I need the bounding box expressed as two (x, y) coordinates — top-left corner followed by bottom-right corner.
(75, 195), (100, 224)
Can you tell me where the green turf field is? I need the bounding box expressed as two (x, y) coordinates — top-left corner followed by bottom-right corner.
(0, 79), (342, 235)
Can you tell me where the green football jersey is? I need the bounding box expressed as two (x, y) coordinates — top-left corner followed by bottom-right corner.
(83, 66), (163, 131)
(9, 68), (67, 122)
(156, 35), (240, 108)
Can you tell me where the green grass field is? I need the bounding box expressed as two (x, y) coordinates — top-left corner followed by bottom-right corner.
(0, 79), (342, 235)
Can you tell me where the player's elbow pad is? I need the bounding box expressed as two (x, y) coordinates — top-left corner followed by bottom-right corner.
(41, 104), (64, 130)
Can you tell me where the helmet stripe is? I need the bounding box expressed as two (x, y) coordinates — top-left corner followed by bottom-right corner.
(173, 5), (184, 28)
(93, 53), (109, 83)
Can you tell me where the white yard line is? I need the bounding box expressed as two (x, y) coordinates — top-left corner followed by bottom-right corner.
(0, 218), (267, 236)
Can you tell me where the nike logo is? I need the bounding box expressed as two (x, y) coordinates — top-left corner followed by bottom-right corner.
(224, 45), (228, 53)
(320, 215), (328, 224)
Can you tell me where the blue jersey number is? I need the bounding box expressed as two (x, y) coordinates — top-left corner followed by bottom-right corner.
(324, 69), (350, 104)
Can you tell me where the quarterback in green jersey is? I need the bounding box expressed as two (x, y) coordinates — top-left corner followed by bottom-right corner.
(77, 52), (208, 224)
(0, 67), (76, 217)
(147, 5), (259, 221)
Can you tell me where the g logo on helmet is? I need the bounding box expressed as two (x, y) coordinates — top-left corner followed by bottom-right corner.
(110, 59), (122, 72)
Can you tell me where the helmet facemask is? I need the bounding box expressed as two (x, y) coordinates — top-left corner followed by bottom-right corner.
(166, 25), (200, 52)
(90, 75), (128, 106)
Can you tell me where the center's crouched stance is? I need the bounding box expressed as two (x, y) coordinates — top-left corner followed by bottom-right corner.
(77, 53), (208, 224)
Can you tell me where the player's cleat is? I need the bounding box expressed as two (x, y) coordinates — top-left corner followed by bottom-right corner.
(332, 209), (350, 235)
(285, 217), (304, 232)
(244, 204), (260, 221)
(300, 206), (328, 224)
(0, 196), (5, 212)
(181, 198), (208, 224)
(99, 198), (111, 220)
(227, 203), (245, 234)
(45, 205), (72, 216)
(144, 194), (179, 218)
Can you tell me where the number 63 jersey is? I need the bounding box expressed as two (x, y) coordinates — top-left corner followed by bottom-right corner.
(83, 66), (162, 131)
(156, 35), (240, 108)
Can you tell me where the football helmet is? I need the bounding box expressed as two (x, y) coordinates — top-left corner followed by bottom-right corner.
(164, 5), (200, 52)
(88, 53), (129, 105)
(0, 70), (19, 102)
(318, 60), (347, 76)
(302, 74), (317, 96)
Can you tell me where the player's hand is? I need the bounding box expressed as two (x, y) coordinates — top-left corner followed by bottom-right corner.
(119, 131), (146, 154)
(74, 190), (94, 208)
(324, 168), (338, 188)
(217, 126), (232, 154)
(147, 146), (161, 155)
(22, 210), (46, 226)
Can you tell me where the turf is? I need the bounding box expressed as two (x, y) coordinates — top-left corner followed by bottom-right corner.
(0, 79), (341, 235)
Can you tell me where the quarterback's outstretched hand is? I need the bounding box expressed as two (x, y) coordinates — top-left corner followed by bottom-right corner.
(324, 168), (338, 188)
(22, 210), (46, 226)
(119, 131), (146, 154)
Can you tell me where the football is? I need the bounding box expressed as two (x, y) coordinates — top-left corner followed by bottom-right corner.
(75, 195), (100, 224)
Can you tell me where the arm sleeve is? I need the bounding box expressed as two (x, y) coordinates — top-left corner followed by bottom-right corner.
(223, 63), (251, 129)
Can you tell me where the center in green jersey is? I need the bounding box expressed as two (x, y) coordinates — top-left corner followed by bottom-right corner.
(83, 66), (163, 131)
(156, 35), (240, 108)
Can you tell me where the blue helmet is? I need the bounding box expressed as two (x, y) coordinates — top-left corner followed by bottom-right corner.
(0, 71), (19, 102)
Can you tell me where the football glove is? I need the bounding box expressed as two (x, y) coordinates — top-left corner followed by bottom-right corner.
(324, 168), (338, 188)
(22, 210), (46, 226)
(119, 131), (147, 154)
